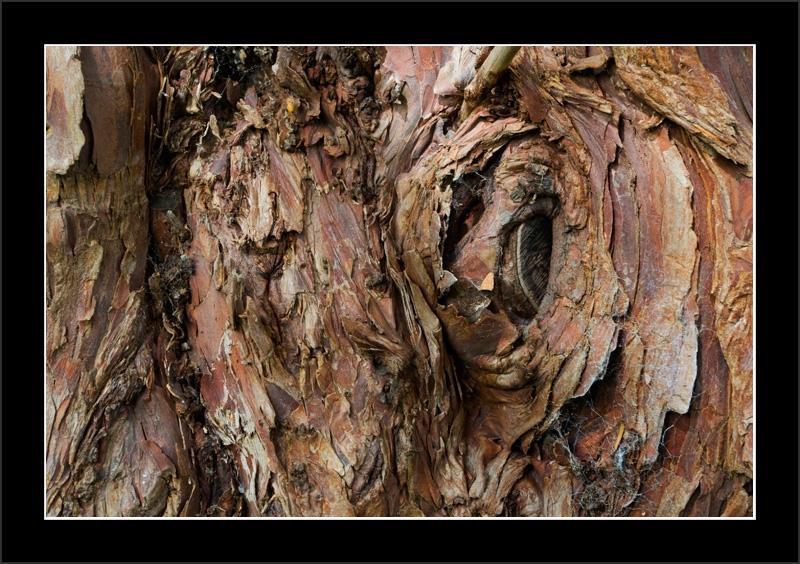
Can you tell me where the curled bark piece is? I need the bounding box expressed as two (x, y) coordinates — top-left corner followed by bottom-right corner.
(567, 52), (610, 74)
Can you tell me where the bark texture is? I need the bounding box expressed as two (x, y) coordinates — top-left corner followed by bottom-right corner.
(46, 45), (753, 517)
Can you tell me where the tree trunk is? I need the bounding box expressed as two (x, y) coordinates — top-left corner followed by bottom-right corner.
(46, 45), (752, 517)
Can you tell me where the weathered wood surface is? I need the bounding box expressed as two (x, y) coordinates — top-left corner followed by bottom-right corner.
(46, 45), (752, 517)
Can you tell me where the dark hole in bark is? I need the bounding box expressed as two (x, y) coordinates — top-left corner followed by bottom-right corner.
(456, 200), (485, 243)
(516, 214), (553, 312)
(443, 173), (486, 264)
(210, 46), (259, 82)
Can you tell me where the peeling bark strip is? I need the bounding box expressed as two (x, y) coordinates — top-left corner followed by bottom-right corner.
(46, 46), (753, 517)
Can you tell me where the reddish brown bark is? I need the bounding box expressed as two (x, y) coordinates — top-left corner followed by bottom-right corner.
(46, 45), (752, 517)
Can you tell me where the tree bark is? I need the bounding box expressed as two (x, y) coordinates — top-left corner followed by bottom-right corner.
(46, 45), (753, 517)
